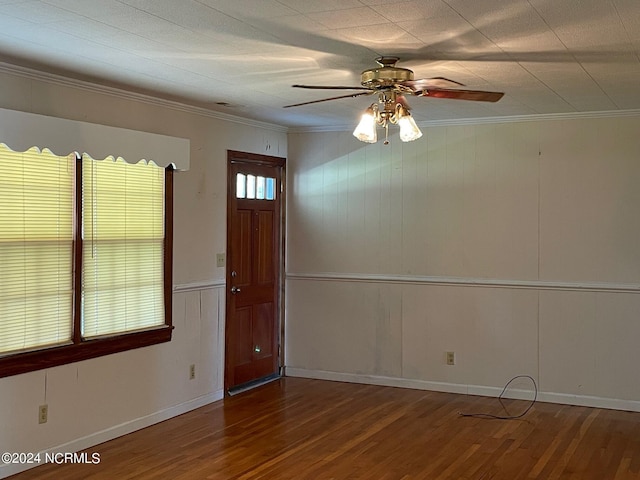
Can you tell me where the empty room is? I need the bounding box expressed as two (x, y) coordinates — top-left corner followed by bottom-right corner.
(1, 1), (640, 479)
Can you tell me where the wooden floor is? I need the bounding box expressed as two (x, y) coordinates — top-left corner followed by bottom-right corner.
(10, 377), (640, 479)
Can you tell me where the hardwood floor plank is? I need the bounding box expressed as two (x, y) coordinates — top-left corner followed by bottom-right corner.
(8, 378), (640, 480)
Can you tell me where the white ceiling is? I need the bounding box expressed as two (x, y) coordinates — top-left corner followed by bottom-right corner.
(0, 0), (639, 128)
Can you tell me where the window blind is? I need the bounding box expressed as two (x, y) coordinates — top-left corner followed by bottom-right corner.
(81, 155), (165, 338)
(0, 145), (74, 355)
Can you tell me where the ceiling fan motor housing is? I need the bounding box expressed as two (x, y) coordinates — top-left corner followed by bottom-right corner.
(360, 56), (414, 88)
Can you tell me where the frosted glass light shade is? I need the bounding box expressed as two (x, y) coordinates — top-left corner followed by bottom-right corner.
(398, 114), (423, 142)
(353, 108), (377, 143)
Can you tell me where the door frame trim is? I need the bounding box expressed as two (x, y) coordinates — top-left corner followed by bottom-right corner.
(225, 150), (286, 393)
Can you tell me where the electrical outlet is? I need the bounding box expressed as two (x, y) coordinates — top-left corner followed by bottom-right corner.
(38, 404), (48, 424)
(189, 364), (196, 380)
(446, 351), (456, 366)
(216, 253), (226, 268)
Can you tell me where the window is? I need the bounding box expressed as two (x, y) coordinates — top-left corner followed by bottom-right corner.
(82, 154), (166, 338)
(1, 147), (74, 355)
(0, 144), (173, 378)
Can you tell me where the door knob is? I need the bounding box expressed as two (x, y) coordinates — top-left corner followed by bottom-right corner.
(231, 286), (241, 294)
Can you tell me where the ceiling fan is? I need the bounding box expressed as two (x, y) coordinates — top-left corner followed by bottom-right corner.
(284, 57), (505, 144)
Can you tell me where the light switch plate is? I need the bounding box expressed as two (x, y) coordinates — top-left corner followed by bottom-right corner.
(216, 253), (225, 267)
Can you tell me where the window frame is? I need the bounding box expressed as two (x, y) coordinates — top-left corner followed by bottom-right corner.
(0, 156), (174, 378)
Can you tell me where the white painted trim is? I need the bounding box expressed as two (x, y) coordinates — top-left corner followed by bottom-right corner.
(288, 109), (640, 133)
(0, 63), (287, 134)
(285, 272), (640, 294)
(3, 61), (638, 136)
(285, 368), (640, 413)
(415, 109), (640, 126)
(534, 392), (640, 412)
(173, 280), (226, 293)
(0, 389), (224, 479)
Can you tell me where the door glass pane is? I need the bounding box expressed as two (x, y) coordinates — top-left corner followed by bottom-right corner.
(236, 173), (246, 199)
(266, 177), (275, 200)
(246, 175), (256, 199)
(256, 176), (266, 200)
(236, 174), (276, 201)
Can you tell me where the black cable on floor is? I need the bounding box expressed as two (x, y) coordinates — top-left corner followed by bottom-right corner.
(458, 375), (538, 420)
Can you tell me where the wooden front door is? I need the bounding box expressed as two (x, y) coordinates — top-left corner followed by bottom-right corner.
(225, 151), (285, 392)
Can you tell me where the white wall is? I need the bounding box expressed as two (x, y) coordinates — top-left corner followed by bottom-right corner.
(0, 65), (286, 478)
(285, 115), (640, 411)
(2, 58), (639, 476)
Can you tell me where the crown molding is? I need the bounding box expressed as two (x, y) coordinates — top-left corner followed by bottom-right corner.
(287, 108), (640, 134)
(0, 62), (288, 134)
(3, 61), (639, 135)
(415, 109), (640, 127)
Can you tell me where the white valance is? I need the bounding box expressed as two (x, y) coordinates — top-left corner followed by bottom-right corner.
(0, 107), (190, 170)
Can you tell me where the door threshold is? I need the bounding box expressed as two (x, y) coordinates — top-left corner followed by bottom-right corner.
(227, 373), (281, 396)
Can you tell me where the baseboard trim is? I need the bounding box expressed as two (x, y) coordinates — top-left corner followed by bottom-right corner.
(0, 389), (224, 479)
(285, 368), (640, 413)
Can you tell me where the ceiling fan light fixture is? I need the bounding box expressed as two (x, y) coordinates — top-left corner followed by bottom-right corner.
(288, 57), (504, 143)
(353, 105), (377, 143)
(353, 102), (422, 144)
(397, 107), (423, 142)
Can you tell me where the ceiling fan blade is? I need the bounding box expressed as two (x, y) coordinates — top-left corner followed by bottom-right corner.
(292, 84), (371, 90)
(399, 77), (465, 91)
(283, 91), (374, 108)
(420, 88), (504, 102)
